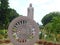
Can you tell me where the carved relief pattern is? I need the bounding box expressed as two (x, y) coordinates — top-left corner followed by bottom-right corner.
(8, 16), (39, 45)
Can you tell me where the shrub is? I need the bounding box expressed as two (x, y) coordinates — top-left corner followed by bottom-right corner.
(0, 34), (4, 39)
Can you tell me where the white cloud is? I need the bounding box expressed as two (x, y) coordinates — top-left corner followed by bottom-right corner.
(29, 0), (51, 4)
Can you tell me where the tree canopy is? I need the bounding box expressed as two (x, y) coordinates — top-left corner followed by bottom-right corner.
(42, 12), (60, 34)
(41, 12), (60, 26)
(0, 0), (20, 29)
(41, 12), (60, 41)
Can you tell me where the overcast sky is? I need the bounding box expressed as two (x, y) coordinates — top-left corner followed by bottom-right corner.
(9, 0), (60, 25)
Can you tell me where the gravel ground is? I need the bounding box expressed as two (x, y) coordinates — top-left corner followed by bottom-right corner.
(0, 43), (13, 45)
(0, 43), (41, 45)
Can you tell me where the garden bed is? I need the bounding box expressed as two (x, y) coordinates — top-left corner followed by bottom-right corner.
(36, 40), (60, 45)
(0, 39), (10, 44)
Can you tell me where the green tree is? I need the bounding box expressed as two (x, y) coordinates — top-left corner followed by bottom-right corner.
(51, 16), (60, 34)
(8, 8), (20, 22)
(41, 12), (60, 41)
(44, 16), (60, 34)
(0, 0), (9, 29)
(44, 16), (60, 41)
(41, 12), (60, 26)
(39, 25), (44, 29)
(0, 0), (20, 29)
(5, 8), (20, 29)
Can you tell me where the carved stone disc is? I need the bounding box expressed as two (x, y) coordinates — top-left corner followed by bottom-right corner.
(8, 16), (39, 45)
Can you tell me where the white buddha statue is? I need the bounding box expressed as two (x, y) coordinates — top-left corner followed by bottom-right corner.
(27, 3), (34, 19)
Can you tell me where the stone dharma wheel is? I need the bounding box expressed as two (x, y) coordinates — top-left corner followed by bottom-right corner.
(8, 16), (39, 45)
